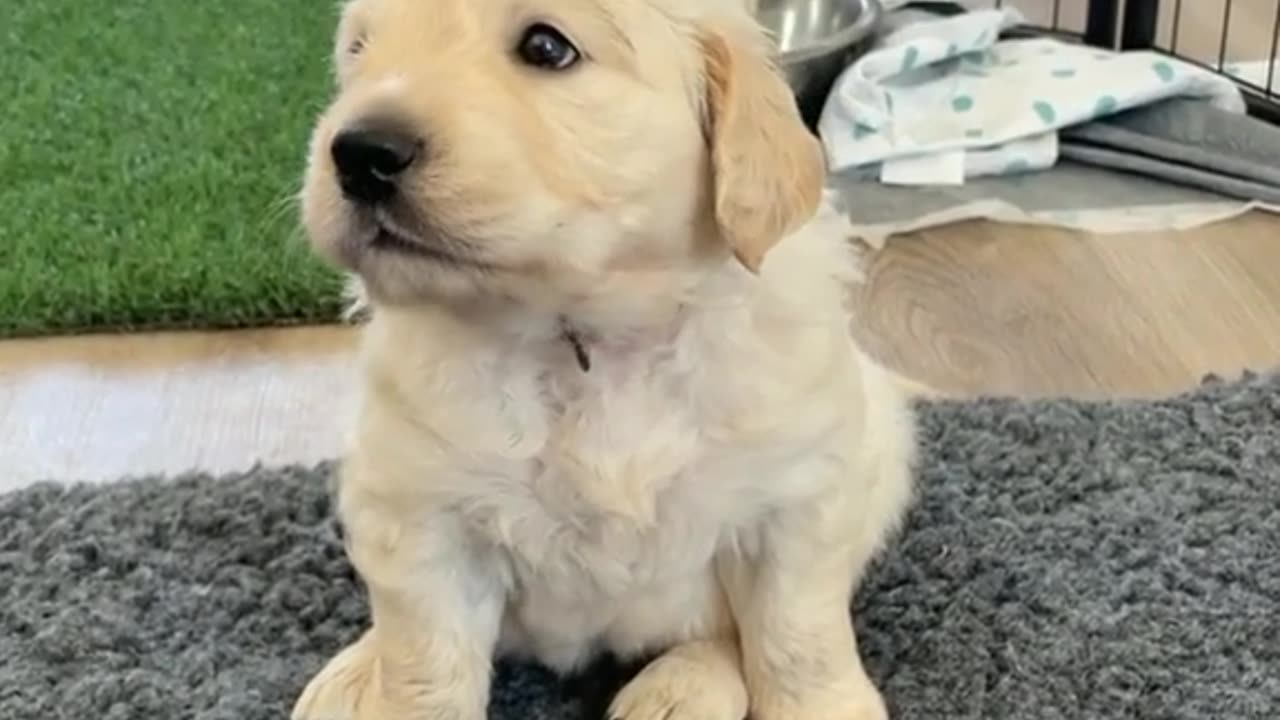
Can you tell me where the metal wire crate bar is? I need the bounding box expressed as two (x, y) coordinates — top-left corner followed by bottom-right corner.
(1085, 0), (1278, 122)
(965, 0), (1280, 122)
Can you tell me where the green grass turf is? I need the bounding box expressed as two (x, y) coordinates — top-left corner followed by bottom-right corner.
(0, 0), (348, 336)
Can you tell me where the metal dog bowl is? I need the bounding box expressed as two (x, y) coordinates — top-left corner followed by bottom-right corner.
(756, 0), (883, 128)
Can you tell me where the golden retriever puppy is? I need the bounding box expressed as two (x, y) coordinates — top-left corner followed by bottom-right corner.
(291, 0), (916, 719)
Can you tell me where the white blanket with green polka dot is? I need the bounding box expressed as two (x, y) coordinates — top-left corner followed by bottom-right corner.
(818, 7), (1245, 185)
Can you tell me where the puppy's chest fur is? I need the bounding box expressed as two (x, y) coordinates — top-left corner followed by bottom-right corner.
(485, 337), (734, 584)
(452, 332), (814, 657)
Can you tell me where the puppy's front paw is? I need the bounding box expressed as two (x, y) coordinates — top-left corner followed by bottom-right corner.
(292, 630), (484, 720)
(609, 651), (748, 720)
(293, 633), (377, 720)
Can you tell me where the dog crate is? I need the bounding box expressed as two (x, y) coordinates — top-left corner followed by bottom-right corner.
(958, 0), (1280, 123)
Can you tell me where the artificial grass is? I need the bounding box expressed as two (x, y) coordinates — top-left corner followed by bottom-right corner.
(0, 0), (347, 336)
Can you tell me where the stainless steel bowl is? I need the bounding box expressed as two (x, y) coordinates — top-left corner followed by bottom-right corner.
(755, 0), (882, 127)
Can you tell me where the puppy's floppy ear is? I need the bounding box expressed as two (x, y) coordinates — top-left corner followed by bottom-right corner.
(700, 19), (825, 273)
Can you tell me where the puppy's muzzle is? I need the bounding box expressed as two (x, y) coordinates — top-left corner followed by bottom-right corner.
(330, 118), (422, 204)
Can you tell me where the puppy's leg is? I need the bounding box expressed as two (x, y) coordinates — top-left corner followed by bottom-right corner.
(293, 497), (503, 720)
(723, 453), (913, 720)
(609, 637), (748, 720)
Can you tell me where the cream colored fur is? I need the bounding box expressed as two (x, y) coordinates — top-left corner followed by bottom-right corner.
(292, 1), (917, 719)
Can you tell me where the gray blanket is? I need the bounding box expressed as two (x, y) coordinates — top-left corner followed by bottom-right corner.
(1061, 97), (1280, 205)
(825, 157), (1231, 228)
(827, 68), (1280, 231)
(3, 373), (1279, 719)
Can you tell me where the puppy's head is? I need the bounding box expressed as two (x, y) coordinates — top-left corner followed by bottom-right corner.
(301, 0), (823, 309)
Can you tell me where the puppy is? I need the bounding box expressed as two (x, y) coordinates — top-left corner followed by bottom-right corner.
(291, 1), (917, 719)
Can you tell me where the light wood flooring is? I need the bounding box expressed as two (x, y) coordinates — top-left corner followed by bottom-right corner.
(3, 212), (1279, 490)
(850, 212), (1280, 399)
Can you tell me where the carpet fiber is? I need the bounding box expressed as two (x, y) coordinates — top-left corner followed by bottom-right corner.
(3, 374), (1278, 719)
(0, 0), (344, 336)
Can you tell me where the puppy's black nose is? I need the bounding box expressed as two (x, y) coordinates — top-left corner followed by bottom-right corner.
(330, 122), (420, 204)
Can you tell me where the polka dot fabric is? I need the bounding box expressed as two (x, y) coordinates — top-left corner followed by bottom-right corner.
(819, 7), (1245, 185)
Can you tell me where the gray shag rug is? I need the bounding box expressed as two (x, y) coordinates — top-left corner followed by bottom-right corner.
(3, 373), (1279, 719)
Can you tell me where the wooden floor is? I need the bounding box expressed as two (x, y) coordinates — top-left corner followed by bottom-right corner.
(4, 212), (1280, 490)
(850, 212), (1280, 399)
(1, 325), (358, 488)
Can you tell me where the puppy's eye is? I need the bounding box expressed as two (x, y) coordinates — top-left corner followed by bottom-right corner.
(516, 23), (579, 70)
(348, 36), (366, 55)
